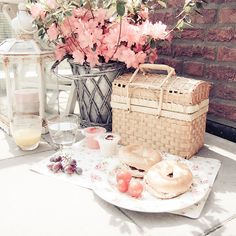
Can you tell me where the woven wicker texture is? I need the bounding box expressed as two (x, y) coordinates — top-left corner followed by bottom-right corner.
(74, 75), (114, 129)
(70, 61), (125, 131)
(112, 109), (206, 159)
(111, 64), (210, 158)
(112, 73), (210, 106)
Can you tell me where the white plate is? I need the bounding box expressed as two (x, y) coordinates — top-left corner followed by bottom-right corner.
(91, 155), (210, 213)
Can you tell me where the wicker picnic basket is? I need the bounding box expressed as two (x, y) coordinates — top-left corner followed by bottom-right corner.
(111, 64), (210, 159)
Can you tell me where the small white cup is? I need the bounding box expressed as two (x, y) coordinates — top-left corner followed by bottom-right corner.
(96, 133), (121, 157)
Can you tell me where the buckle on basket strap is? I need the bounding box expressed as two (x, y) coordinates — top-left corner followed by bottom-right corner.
(126, 64), (176, 117)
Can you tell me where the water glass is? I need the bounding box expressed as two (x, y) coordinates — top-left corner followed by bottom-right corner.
(11, 115), (42, 151)
(47, 114), (79, 152)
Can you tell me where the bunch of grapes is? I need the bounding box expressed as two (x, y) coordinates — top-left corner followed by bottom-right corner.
(47, 155), (83, 175)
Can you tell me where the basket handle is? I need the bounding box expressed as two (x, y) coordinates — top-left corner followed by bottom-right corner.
(128, 63), (175, 85)
(126, 64), (176, 117)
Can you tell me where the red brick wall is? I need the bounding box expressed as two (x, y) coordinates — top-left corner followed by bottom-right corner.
(152, 0), (236, 123)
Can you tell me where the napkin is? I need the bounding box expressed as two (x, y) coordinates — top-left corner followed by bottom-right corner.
(172, 156), (221, 218)
(30, 140), (221, 218)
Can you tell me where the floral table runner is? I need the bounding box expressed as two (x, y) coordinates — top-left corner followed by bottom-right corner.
(30, 140), (221, 218)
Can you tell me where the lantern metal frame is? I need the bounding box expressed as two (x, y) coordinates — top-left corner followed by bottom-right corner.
(0, 1), (55, 134)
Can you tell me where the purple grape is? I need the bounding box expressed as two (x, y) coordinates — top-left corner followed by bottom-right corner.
(64, 165), (76, 175)
(50, 156), (62, 162)
(69, 159), (77, 167)
(47, 163), (54, 171)
(75, 167), (83, 175)
(52, 162), (63, 173)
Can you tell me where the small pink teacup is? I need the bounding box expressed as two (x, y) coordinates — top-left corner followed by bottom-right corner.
(82, 126), (106, 149)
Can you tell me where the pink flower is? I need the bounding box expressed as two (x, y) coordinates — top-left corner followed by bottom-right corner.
(30, 3), (44, 19)
(47, 23), (59, 40)
(34, 7), (168, 68)
(139, 8), (149, 19)
(60, 19), (72, 36)
(78, 30), (93, 49)
(46, 0), (58, 9)
(91, 28), (104, 45)
(136, 51), (147, 64)
(73, 8), (87, 18)
(94, 8), (107, 25)
(40, 11), (46, 20)
(120, 20), (140, 47)
(86, 50), (99, 67)
(151, 22), (168, 40)
(141, 21), (168, 40)
(55, 46), (66, 61)
(97, 44), (114, 62)
(139, 35), (147, 46)
(65, 37), (77, 53)
(116, 47), (138, 68)
(149, 50), (158, 63)
(73, 50), (85, 64)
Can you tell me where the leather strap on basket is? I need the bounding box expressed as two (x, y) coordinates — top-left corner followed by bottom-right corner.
(126, 64), (176, 117)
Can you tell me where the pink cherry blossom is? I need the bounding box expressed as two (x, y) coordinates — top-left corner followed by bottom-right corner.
(136, 51), (147, 64)
(139, 35), (147, 46)
(116, 47), (138, 68)
(46, 0), (58, 9)
(86, 49), (99, 67)
(73, 50), (85, 64)
(141, 21), (167, 40)
(149, 50), (158, 63)
(120, 20), (141, 47)
(151, 22), (168, 40)
(66, 39), (77, 54)
(31, 6), (169, 68)
(78, 30), (93, 49)
(47, 23), (59, 40)
(139, 8), (149, 19)
(73, 8), (87, 18)
(60, 19), (72, 36)
(94, 8), (107, 25)
(40, 11), (46, 20)
(55, 46), (66, 61)
(30, 3), (44, 19)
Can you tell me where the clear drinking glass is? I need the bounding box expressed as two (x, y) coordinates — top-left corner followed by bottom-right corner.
(11, 115), (42, 151)
(47, 114), (79, 154)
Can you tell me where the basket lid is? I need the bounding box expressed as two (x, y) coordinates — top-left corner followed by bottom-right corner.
(112, 72), (210, 106)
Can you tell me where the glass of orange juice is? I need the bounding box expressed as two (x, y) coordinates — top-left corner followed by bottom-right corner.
(11, 115), (42, 150)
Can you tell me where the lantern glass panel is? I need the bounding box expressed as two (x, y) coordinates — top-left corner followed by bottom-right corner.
(0, 62), (7, 119)
(45, 60), (73, 115)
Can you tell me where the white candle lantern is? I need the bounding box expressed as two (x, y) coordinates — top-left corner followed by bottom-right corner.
(0, 1), (54, 134)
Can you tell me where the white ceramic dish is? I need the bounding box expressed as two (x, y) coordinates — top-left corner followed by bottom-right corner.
(91, 155), (210, 213)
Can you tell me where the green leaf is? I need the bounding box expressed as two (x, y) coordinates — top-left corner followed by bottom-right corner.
(196, 2), (203, 9)
(38, 28), (45, 36)
(176, 19), (185, 31)
(157, 0), (167, 8)
(184, 6), (192, 14)
(65, 11), (72, 16)
(116, 1), (125, 16)
(150, 39), (156, 49)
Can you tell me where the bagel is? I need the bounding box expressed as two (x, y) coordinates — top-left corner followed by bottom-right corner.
(119, 145), (162, 178)
(144, 160), (193, 199)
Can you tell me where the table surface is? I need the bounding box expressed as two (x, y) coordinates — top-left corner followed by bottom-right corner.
(0, 131), (235, 236)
